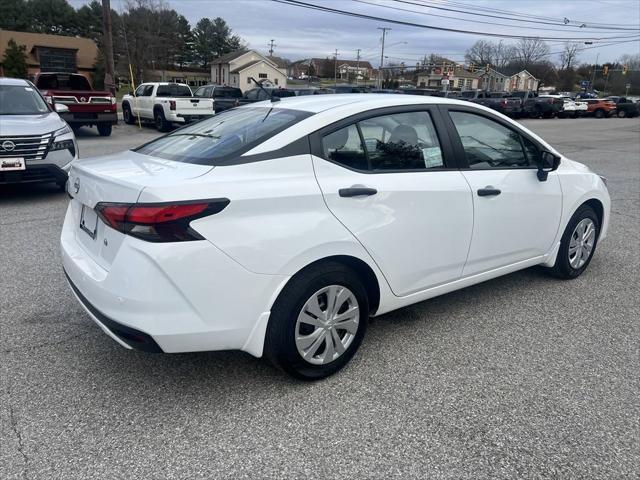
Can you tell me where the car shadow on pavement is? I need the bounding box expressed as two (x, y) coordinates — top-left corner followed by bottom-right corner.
(0, 182), (66, 202)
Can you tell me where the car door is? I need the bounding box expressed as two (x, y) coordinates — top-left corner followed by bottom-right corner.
(132, 84), (147, 117)
(311, 107), (474, 297)
(140, 84), (155, 118)
(442, 106), (562, 276)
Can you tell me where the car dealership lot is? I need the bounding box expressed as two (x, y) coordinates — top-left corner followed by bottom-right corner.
(1, 118), (638, 478)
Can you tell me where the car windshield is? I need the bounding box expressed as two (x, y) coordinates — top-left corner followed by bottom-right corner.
(0, 84), (50, 115)
(156, 84), (192, 97)
(135, 107), (312, 165)
(36, 73), (92, 90)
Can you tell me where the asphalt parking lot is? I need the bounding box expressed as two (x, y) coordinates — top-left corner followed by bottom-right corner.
(1, 118), (639, 479)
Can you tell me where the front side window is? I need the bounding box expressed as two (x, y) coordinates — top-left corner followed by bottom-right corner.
(135, 107), (311, 165)
(321, 110), (444, 172)
(193, 87), (206, 97)
(135, 84), (146, 96)
(449, 111), (531, 168)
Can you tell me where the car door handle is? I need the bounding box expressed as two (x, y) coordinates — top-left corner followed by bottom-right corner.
(339, 187), (378, 197)
(477, 186), (502, 197)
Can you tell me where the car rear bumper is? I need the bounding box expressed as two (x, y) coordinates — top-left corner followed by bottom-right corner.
(0, 163), (69, 185)
(61, 112), (118, 125)
(60, 203), (289, 356)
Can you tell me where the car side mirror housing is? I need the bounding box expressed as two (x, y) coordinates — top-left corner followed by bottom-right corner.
(537, 151), (561, 181)
(54, 103), (69, 114)
(129, 91), (134, 96)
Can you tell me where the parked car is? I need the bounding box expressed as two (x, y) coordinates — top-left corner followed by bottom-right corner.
(509, 91), (564, 118)
(331, 85), (369, 93)
(35, 72), (117, 136)
(1, 77), (78, 190)
(192, 85), (245, 113)
(242, 87), (297, 102)
(458, 90), (521, 116)
(582, 98), (617, 118)
(605, 96), (640, 118)
(122, 82), (214, 131)
(62, 94), (610, 379)
(539, 94), (588, 118)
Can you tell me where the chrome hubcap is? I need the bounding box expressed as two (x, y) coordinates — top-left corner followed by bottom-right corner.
(568, 218), (596, 269)
(295, 285), (359, 365)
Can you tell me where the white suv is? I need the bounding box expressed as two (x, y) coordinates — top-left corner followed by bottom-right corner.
(61, 94), (610, 379)
(1, 77), (78, 190)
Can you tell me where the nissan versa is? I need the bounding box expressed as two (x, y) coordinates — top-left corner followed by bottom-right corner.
(61, 94), (610, 379)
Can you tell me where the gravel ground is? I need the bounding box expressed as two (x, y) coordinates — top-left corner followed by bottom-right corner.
(1, 118), (638, 479)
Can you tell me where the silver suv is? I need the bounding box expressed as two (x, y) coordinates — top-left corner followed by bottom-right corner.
(0, 77), (78, 190)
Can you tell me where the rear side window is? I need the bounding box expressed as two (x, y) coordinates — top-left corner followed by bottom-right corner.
(321, 110), (444, 172)
(214, 88), (242, 99)
(36, 73), (91, 90)
(156, 84), (192, 97)
(135, 107), (312, 165)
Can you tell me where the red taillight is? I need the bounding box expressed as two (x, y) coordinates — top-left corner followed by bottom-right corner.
(501, 99), (507, 106)
(169, 100), (176, 110)
(95, 199), (229, 242)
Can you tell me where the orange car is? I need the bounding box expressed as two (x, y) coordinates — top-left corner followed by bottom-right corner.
(583, 98), (617, 118)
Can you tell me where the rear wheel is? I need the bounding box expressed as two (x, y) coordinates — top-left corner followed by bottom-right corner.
(265, 262), (369, 380)
(155, 109), (170, 132)
(617, 110), (627, 118)
(594, 109), (605, 119)
(529, 106), (542, 119)
(547, 205), (600, 279)
(97, 123), (112, 136)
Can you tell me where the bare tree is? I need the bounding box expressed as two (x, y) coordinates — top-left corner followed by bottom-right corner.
(514, 38), (550, 67)
(560, 43), (580, 70)
(493, 41), (517, 69)
(465, 40), (494, 66)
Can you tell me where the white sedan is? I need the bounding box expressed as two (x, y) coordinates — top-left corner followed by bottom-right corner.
(61, 94), (610, 379)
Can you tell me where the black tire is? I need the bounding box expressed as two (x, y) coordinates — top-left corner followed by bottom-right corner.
(617, 110), (627, 118)
(529, 106), (542, 119)
(154, 108), (170, 132)
(546, 204), (600, 280)
(594, 109), (605, 119)
(265, 262), (369, 380)
(122, 102), (135, 125)
(97, 123), (112, 136)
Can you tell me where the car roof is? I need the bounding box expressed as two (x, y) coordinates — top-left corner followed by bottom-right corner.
(0, 77), (31, 86)
(245, 93), (464, 113)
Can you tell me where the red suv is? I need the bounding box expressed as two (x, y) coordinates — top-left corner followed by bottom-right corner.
(36, 72), (117, 136)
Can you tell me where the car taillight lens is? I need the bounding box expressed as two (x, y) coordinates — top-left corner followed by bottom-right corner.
(501, 99), (507, 106)
(95, 199), (229, 242)
(169, 100), (176, 110)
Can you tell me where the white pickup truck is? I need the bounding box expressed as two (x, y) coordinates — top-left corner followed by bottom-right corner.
(121, 82), (214, 131)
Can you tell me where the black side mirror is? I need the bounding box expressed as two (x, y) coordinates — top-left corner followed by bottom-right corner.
(537, 151), (561, 181)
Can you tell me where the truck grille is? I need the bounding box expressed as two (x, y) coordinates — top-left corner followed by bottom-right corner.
(0, 133), (52, 161)
(53, 96), (112, 104)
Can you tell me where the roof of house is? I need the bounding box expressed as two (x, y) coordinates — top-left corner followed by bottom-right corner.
(213, 49), (250, 64)
(266, 55), (289, 68)
(496, 67), (537, 79)
(0, 29), (98, 70)
(230, 59), (286, 75)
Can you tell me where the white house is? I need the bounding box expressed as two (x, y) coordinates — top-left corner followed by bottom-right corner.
(211, 50), (287, 92)
(505, 70), (539, 92)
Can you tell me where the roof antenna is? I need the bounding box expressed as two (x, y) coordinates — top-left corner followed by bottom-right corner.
(249, 77), (279, 102)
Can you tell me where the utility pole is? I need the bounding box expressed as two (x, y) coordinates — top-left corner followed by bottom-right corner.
(333, 49), (339, 87)
(102, 0), (116, 95)
(590, 52), (599, 93)
(268, 39), (276, 57)
(355, 48), (361, 86)
(377, 27), (391, 89)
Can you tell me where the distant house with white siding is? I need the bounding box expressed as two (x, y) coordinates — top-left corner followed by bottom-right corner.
(211, 50), (287, 92)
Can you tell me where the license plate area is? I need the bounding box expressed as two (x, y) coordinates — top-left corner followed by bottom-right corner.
(80, 205), (99, 239)
(0, 157), (25, 171)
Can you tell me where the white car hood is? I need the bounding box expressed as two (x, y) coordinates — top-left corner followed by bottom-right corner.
(0, 112), (66, 136)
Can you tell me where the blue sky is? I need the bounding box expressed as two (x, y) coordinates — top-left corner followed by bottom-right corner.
(69, 0), (640, 65)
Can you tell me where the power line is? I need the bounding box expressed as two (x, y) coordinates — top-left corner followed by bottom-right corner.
(272, 0), (640, 41)
(352, 0), (638, 34)
(391, 0), (640, 31)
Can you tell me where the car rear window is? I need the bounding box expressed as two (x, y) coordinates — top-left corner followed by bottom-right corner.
(156, 84), (192, 97)
(134, 107), (312, 165)
(36, 73), (91, 90)
(214, 88), (242, 99)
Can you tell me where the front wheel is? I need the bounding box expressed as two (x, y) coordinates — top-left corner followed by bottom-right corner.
(97, 123), (112, 136)
(617, 110), (627, 118)
(122, 103), (135, 125)
(546, 205), (600, 279)
(265, 262), (369, 380)
(594, 109), (605, 119)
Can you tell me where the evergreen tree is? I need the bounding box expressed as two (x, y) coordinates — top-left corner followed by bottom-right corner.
(1, 38), (29, 78)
